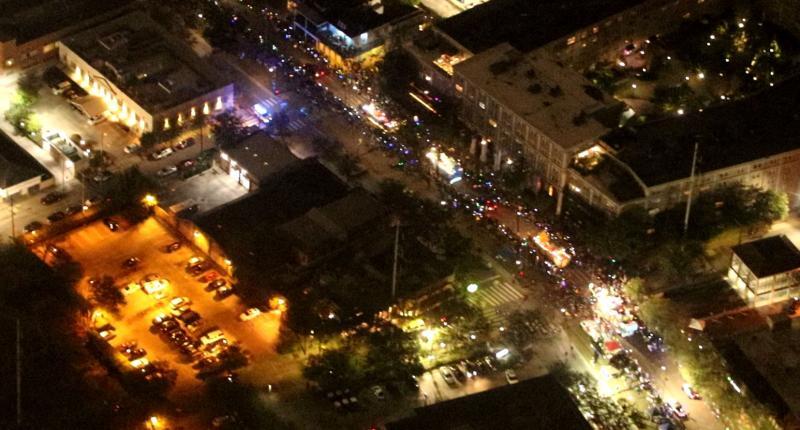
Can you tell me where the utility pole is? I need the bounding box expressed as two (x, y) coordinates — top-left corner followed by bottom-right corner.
(9, 194), (16, 239)
(683, 142), (700, 236)
(391, 219), (400, 300)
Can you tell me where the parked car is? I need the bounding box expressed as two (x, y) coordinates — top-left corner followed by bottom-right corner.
(439, 367), (457, 386)
(65, 204), (84, 216)
(371, 385), (386, 401)
(165, 241), (181, 253)
(103, 217), (120, 231)
(505, 369), (519, 384)
(215, 285), (234, 299)
(122, 257), (140, 268)
(206, 279), (226, 291)
(239, 307), (262, 321)
(157, 166), (178, 177)
(682, 383), (701, 400)
(151, 147), (175, 160)
(175, 137), (195, 150)
(199, 271), (221, 283)
(93, 170), (113, 183)
(41, 192), (65, 205)
(24, 221), (43, 233)
(177, 159), (196, 170)
(47, 211), (66, 224)
(170, 297), (191, 310)
(123, 143), (142, 154)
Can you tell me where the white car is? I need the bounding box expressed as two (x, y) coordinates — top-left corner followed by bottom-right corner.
(439, 367), (457, 386)
(201, 329), (226, 346)
(124, 143), (142, 154)
(239, 307), (262, 321)
(152, 147), (174, 160)
(157, 166), (178, 177)
(130, 357), (150, 369)
(505, 369), (519, 384)
(170, 296), (192, 310)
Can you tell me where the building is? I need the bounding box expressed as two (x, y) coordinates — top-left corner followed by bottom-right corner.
(0, 130), (53, 200)
(387, 374), (591, 430)
(290, 0), (423, 71)
(55, 12), (234, 135)
(0, 0), (134, 69)
(573, 74), (800, 215)
(216, 132), (302, 192)
(728, 235), (800, 307)
(453, 44), (624, 213)
(405, 0), (648, 95)
(277, 188), (386, 266)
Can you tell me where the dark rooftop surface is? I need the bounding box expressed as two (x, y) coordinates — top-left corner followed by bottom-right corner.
(0, 131), (51, 189)
(733, 235), (800, 278)
(195, 161), (348, 268)
(387, 374), (591, 430)
(0, 0), (132, 43)
(437, 0), (644, 53)
(222, 133), (301, 183)
(300, 0), (418, 38)
(605, 74), (800, 187)
(278, 188), (384, 254)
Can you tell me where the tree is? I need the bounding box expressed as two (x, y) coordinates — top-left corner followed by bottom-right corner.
(88, 276), (125, 312)
(364, 324), (423, 383)
(212, 110), (246, 148)
(138, 131), (160, 150)
(17, 72), (42, 104)
(102, 167), (158, 212)
(303, 349), (363, 390)
(378, 49), (419, 100)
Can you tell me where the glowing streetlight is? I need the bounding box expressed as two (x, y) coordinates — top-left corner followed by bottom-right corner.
(142, 194), (158, 207)
(466, 283), (479, 294)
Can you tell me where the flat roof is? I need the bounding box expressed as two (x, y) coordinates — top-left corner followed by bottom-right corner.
(195, 161), (349, 269)
(298, 0), (418, 38)
(604, 74), (800, 187)
(437, 0), (644, 54)
(61, 12), (228, 114)
(387, 374), (591, 430)
(0, 0), (132, 43)
(455, 44), (622, 150)
(733, 235), (800, 278)
(278, 188), (384, 253)
(223, 133), (301, 183)
(0, 130), (51, 189)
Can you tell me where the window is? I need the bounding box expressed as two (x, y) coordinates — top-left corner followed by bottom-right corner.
(566, 36), (576, 46)
(478, 101), (486, 110)
(454, 84), (463, 92)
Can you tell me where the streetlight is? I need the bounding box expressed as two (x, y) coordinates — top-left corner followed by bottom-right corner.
(142, 194), (158, 208)
(466, 283), (479, 294)
(148, 416), (160, 430)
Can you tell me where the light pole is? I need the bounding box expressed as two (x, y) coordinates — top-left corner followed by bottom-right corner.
(391, 218), (401, 300)
(8, 194), (16, 238)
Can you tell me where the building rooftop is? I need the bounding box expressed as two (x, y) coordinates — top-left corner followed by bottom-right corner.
(437, 0), (644, 54)
(0, 130), (51, 190)
(297, 0), (418, 38)
(221, 133), (301, 183)
(60, 12), (228, 114)
(733, 236), (800, 278)
(387, 374), (591, 430)
(455, 44), (623, 150)
(0, 0), (132, 43)
(603, 74), (800, 188)
(195, 161), (349, 269)
(723, 329), (798, 418)
(278, 188), (384, 255)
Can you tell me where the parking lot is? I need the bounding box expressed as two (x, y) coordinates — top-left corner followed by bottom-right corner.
(40, 216), (282, 393)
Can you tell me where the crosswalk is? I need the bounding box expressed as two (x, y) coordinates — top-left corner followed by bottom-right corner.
(467, 281), (526, 327)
